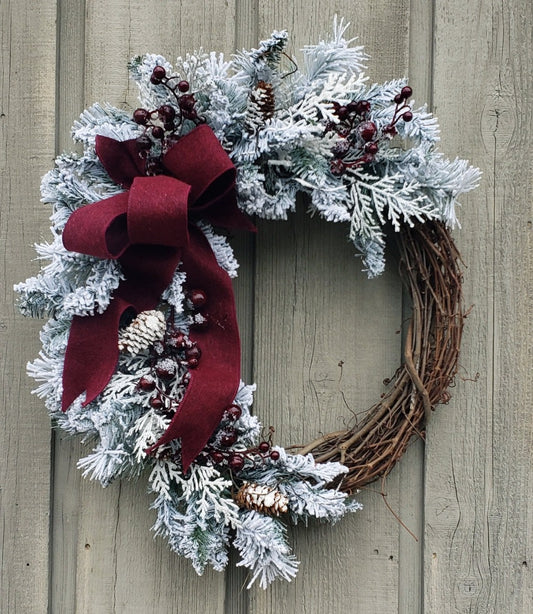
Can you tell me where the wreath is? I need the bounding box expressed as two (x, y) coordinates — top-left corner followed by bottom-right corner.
(16, 19), (479, 588)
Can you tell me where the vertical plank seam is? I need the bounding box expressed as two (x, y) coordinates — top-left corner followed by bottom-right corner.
(248, 224), (257, 386)
(47, 434), (55, 614)
(405, 0), (437, 612)
(421, 0), (436, 609)
(49, 2), (87, 612)
(112, 482), (123, 614)
(428, 0), (436, 109)
(489, 1), (498, 582)
(54, 0), (61, 156)
(48, 2), (61, 611)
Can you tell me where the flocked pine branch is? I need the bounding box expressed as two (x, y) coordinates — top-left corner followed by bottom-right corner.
(234, 510), (300, 589)
(301, 16), (367, 87)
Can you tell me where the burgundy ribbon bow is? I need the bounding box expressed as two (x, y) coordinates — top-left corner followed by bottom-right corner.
(62, 124), (255, 470)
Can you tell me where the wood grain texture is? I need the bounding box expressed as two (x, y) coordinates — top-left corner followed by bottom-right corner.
(5, 0), (532, 611)
(424, 0), (533, 612)
(0, 1), (57, 613)
(250, 3), (413, 612)
(257, 0), (410, 82)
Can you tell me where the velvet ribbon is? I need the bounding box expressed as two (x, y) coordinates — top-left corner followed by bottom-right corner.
(62, 124), (255, 470)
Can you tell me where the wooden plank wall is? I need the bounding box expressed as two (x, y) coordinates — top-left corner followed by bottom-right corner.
(1, 0), (531, 612)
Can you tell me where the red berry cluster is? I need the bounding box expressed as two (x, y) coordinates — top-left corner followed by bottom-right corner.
(132, 66), (203, 173)
(202, 418), (280, 474)
(327, 86), (414, 177)
(136, 289), (209, 419)
(137, 332), (198, 418)
(137, 288), (282, 473)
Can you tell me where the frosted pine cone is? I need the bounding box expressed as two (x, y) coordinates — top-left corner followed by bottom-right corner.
(244, 81), (275, 133)
(118, 310), (166, 354)
(235, 482), (289, 516)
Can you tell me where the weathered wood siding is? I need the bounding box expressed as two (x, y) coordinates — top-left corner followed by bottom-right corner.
(1, 1), (531, 612)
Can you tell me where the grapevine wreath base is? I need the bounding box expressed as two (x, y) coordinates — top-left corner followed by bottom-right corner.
(298, 221), (465, 492)
(16, 20), (478, 588)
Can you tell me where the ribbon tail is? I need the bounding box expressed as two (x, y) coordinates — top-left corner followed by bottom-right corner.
(62, 300), (128, 411)
(146, 226), (241, 471)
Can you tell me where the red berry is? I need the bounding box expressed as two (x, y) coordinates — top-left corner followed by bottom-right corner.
(394, 93), (403, 104)
(224, 404), (242, 421)
(152, 65), (166, 80)
(164, 121), (175, 132)
(178, 80), (190, 92)
(152, 125), (164, 139)
(138, 376), (156, 392)
(171, 331), (186, 347)
(195, 454), (208, 466)
(220, 430), (238, 447)
(178, 94), (195, 110)
(358, 121), (377, 142)
(188, 289), (207, 309)
(360, 153), (375, 165)
(402, 111), (413, 122)
(347, 101), (358, 112)
(186, 357), (199, 369)
(210, 451), (225, 464)
(365, 142), (379, 154)
(183, 109), (198, 121)
(185, 345), (201, 360)
(150, 395), (164, 409)
(133, 108), (150, 125)
(383, 125), (398, 137)
(258, 441), (270, 453)
(158, 104), (176, 121)
(401, 86), (413, 100)
(336, 105), (349, 120)
(228, 454), (245, 471)
(155, 363), (175, 380)
(330, 159), (346, 176)
(269, 450), (280, 461)
(355, 100), (371, 115)
(331, 140), (351, 159)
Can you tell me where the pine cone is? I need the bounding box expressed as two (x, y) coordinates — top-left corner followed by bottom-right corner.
(235, 482), (289, 516)
(245, 81), (275, 133)
(118, 310), (166, 354)
(254, 81), (275, 119)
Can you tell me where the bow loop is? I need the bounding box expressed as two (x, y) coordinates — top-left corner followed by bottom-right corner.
(163, 124), (236, 204)
(63, 192), (129, 259)
(96, 136), (146, 188)
(163, 125), (255, 232)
